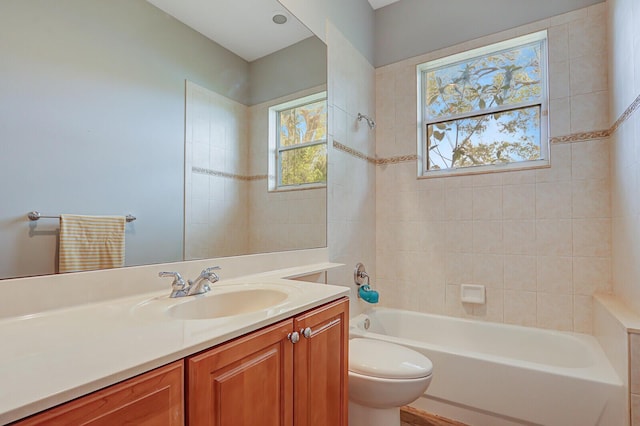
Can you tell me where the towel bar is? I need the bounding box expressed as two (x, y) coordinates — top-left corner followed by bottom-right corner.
(27, 211), (136, 222)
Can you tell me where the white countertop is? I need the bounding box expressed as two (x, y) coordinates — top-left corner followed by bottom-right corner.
(0, 264), (349, 424)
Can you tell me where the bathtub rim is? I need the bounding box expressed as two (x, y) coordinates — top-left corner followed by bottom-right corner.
(350, 307), (623, 387)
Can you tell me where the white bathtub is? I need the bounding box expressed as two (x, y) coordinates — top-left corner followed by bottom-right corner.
(350, 308), (624, 426)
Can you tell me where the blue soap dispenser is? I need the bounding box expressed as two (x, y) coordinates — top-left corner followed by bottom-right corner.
(354, 263), (379, 304)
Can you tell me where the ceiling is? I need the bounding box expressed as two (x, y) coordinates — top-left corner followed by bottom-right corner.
(146, 0), (313, 62)
(368, 0), (401, 9)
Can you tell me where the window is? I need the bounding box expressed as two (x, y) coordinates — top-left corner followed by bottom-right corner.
(417, 31), (548, 176)
(269, 92), (327, 190)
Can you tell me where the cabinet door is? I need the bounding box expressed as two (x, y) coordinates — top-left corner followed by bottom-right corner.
(293, 297), (348, 426)
(14, 361), (184, 426)
(186, 319), (294, 426)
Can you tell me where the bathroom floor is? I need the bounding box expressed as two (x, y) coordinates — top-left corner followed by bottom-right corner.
(400, 406), (469, 426)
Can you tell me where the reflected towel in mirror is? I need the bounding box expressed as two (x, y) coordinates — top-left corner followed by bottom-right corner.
(58, 215), (125, 273)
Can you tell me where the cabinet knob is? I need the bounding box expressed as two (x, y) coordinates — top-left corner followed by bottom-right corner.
(287, 331), (300, 344)
(301, 327), (312, 338)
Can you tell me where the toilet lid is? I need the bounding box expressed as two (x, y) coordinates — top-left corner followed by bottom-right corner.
(349, 338), (433, 379)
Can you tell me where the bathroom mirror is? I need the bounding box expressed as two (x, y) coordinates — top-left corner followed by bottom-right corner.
(0, 0), (327, 280)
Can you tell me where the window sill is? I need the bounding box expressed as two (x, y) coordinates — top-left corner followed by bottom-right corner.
(269, 183), (327, 193)
(419, 159), (550, 179)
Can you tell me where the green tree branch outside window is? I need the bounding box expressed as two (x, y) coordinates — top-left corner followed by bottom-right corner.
(423, 38), (546, 172)
(278, 99), (327, 186)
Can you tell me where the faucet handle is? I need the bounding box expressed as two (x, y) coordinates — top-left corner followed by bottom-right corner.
(159, 271), (184, 280)
(159, 271), (186, 289)
(201, 266), (221, 283)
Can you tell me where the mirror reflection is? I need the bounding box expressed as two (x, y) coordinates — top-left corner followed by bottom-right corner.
(0, 0), (327, 280)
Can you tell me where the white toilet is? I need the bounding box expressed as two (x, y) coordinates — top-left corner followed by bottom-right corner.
(348, 338), (433, 426)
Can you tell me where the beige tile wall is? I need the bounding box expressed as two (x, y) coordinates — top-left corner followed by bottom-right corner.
(247, 88), (327, 254)
(609, 0), (640, 322)
(185, 82), (250, 259)
(374, 4), (611, 332)
(593, 295), (630, 425)
(325, 22), (377, 316)
(630, 331), (640, 425)
(608, 0), (640, 423)
(185, 83), (328, 259)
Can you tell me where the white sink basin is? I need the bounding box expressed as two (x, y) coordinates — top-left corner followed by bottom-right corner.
(167, 288), (289, 320)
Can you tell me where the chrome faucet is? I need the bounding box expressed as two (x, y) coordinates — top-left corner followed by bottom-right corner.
(159, 266), (221, 298)
(186, 266), (221, 296)
(159, 271), (188, 298)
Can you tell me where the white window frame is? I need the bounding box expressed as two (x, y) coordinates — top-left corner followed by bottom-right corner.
(268, 91), (327, 192)
(416, 31), (549, 178)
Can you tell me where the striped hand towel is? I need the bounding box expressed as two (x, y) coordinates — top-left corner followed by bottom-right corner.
(58, 214), (126, 273)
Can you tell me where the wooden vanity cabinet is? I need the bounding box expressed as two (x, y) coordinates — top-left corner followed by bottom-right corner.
(186, 319), (295, 426)
(293, 298), (348, 426)
(13, 361), (184, 426)
(186, 297), (348, 426)
(11, 297), (347, 426)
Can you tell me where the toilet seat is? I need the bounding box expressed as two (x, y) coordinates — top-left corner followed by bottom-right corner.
(349, 338), (433, 380)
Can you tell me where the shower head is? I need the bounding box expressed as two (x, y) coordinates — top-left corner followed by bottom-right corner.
(357, 112), (376, 130)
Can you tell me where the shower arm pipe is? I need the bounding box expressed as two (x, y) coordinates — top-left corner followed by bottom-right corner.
(357, 113), (376, 129)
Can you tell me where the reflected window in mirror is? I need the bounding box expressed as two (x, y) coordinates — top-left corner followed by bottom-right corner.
(269, 92), (327, 191)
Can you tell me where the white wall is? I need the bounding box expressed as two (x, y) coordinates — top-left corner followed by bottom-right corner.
(278, 0), (375, 65)
(374, 0), (605, 67)
(248, 37), (327, 106)
(0, 0), (250, 279)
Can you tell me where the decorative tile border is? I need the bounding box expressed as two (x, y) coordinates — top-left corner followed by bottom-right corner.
(551, 92), (640, 144)
(611, 92), (640, 135)
(332, 141), (376, 164)
(193, 93), (640, 174)
(335, 92), (640, 165)
(332, 141), (417, 165)
(192, 166), (267, 181)
(550, 129), (610, 144)
(377, 154), (419, 164)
